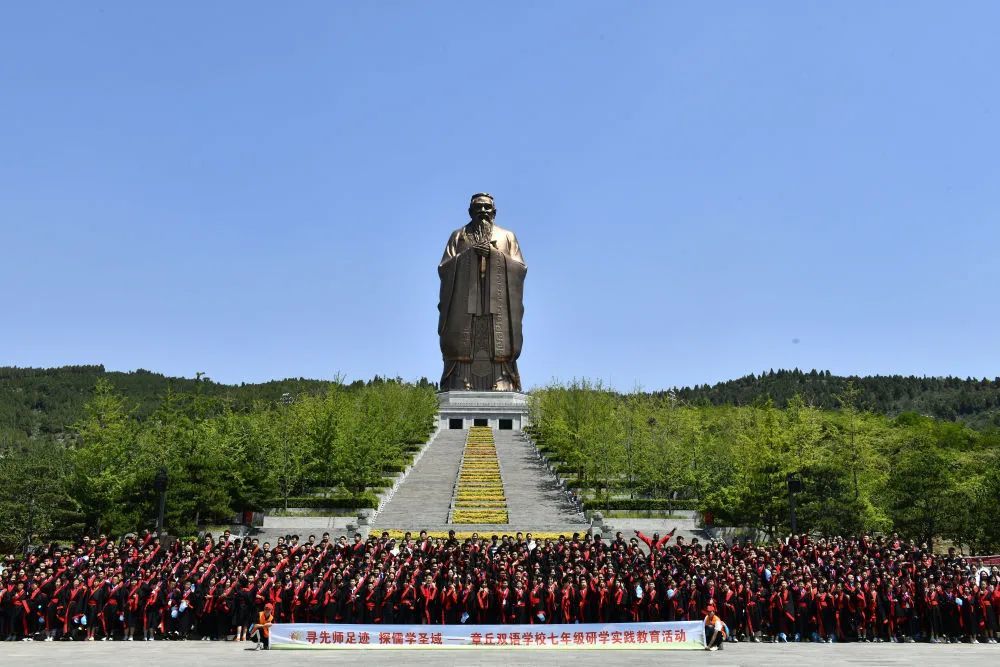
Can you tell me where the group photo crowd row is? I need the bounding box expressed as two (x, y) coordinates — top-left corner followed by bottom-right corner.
(1, 528), (998, 646)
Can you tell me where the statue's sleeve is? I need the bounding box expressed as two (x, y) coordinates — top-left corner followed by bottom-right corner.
(501, 251), (526, 360)
(506, 231), (526, 266)
(439, 230), (463, 267)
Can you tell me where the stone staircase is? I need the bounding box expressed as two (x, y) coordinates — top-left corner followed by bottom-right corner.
(493, 430), (587, 528)
(374, 429), (467, 528)
(374, 428), (588, 533)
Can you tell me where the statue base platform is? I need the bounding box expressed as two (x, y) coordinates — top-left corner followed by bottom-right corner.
(437, 391), (530, 432)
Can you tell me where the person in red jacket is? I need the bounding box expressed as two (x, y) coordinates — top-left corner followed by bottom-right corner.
(635, 529), (677, 553)
(441, 582), (460, 625)
(475, 581), (491, 624)
(398, 578), (417, 624)
(419, 576), (437, 625)
(560, 580), (575, 624)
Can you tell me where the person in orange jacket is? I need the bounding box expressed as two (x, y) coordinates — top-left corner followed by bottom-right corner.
(705, 604), (727, 650)
(251, 603), (274, 651)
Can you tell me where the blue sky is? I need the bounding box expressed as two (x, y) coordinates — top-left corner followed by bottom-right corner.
(2, 2), (998, 390)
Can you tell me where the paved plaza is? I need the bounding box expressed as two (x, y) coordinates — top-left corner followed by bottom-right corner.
(0, 640), (996, 666)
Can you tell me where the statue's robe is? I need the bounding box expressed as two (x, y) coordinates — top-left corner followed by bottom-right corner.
(438, 222), (526, 391)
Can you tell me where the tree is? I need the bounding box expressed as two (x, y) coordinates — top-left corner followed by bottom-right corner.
(0, 440), (82, 551)
(72, 379), (140, 533)
(973, 458), (1000, 552)
(211, 408), (277, 512)
(265, 394), (307, 510)
(302, 386), (345, 489)
(882, 430), (954, 547)
(795, 462), (866, 536)
(835, 382), (865, 500)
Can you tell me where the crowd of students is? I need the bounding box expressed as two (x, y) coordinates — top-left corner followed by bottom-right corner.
(1, 528), (997, 645)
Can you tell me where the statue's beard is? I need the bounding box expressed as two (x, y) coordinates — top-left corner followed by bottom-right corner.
(470, 216), (493, 242)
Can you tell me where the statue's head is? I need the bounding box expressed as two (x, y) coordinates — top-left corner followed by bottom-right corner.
(468, 193), (496, 224)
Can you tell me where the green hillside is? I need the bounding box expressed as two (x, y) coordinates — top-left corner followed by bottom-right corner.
(4, 366), (999, 449)
(672, 369), (1000, 429)
(0, 365), (433, 445)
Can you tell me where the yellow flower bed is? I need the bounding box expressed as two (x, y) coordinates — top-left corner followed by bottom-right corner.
(451, 510), (509, 523)
(451, 427), (509, 524)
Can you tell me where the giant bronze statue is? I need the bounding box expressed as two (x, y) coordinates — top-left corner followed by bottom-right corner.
(438, 193), (526, 391)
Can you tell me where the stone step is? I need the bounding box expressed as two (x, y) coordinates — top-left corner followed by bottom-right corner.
(260, 516), (355, 531)
(370, 524), (595, 535)
(375, 427), (589, 532)
(493, 430), (589, 528)
(374, 429), (467, 527)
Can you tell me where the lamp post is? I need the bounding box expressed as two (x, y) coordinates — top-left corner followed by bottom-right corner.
(279, 393), (293, 510)
(787, 472), (802, 535)
(154, 467), (168, 537)
(22, 497), (36, 556)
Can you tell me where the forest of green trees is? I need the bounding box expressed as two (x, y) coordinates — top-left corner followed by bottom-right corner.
(0, 365), (435, 444)
(529, 381), (1000, 553)
(672, 368), (1000, 429)
(3, 366), (999, 553)
(0, 373), (437, 550)
(4, 366), (998, 448)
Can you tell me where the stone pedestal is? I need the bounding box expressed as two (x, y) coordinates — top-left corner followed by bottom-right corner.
(437, 391), (530, 431)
